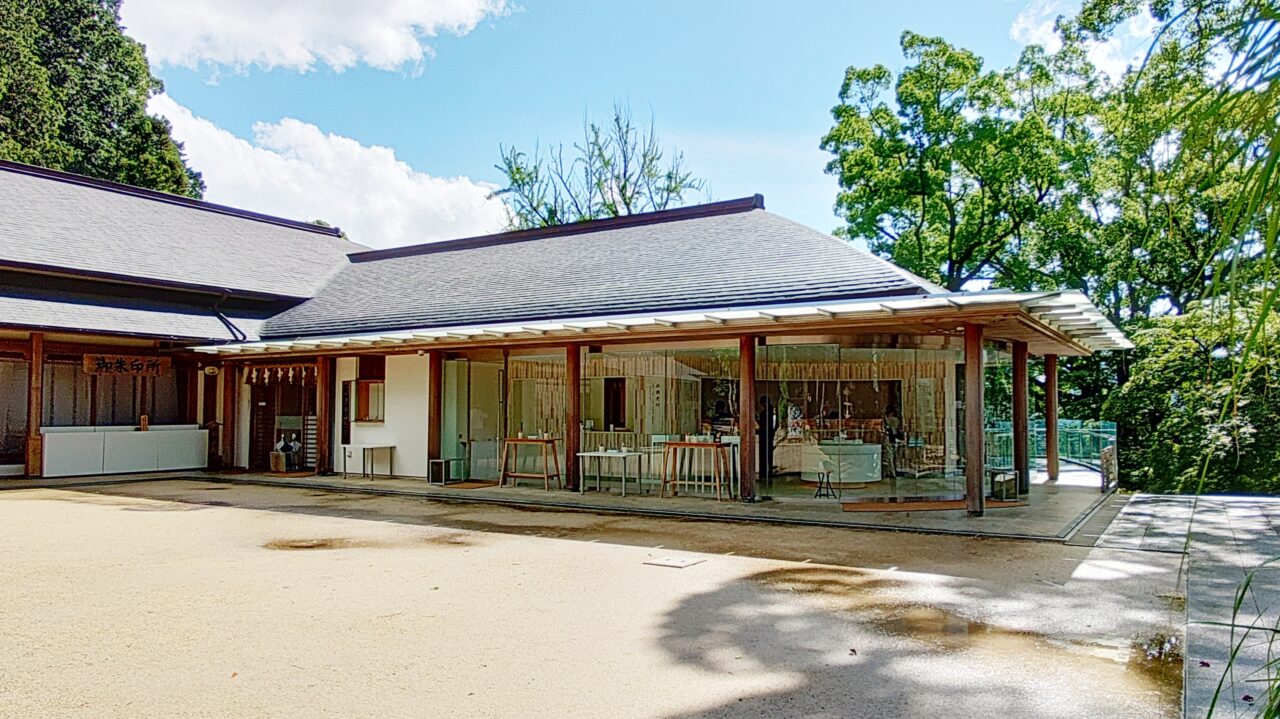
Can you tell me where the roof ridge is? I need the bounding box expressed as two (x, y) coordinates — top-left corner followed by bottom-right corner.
(348, 194), (766, 263)
(0, 159), (344, 238)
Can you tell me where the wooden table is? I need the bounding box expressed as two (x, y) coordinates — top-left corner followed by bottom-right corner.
(499, 438), (562, 490)
(577, 450), (643, 496)
(659, 441), (734, 501)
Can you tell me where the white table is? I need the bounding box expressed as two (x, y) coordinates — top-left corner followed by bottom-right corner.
(342, 444), (395, 478)
(577, 450), (643, 496)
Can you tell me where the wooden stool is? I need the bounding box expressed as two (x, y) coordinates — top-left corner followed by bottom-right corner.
(499, 438), (562, 490)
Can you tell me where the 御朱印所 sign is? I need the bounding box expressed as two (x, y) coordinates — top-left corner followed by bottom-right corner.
(82, 355), (171, 376)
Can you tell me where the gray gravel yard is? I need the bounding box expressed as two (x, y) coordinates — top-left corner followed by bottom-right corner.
(0, 481), (1184, 718)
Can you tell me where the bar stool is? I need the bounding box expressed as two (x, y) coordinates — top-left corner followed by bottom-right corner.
(814, 459), (839, 499)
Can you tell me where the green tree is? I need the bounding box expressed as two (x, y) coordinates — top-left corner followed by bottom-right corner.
(1103, 295), (1280, 494)
(494, 103), (705, 229)
(821, 32), (1100, 292)
(0, 0), (202, 197)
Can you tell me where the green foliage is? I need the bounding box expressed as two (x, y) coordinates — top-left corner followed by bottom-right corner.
(494, 103), (705, 229)
(0, 0), (202, 197)
(1104, 298), (1280, 494)
(821, 32), (1099, 291)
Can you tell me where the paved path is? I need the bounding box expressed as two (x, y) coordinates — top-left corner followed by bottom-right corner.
(1096, 495), (1196, 553)
(1183, 497), (1280, 719)
(1100, 494), (1280, 718)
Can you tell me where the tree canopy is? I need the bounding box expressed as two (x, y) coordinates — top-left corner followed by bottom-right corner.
(493, 104), (705, 229)
(0, 0), (202, 197)
(823, 3), (1278, 494)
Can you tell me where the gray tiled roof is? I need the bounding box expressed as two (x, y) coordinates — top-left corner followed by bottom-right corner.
(0, 293), (264, 341)
(262, 205), (941, 339)
(0, 162), (363, 299)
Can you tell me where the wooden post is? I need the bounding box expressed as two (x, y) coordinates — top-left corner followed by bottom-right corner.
(221, 362), (237, 469)
(315, 357), (333, 474)
(182, 366), (199, 425)
(1012, 340), (1030, 495)
(564, 344), (581, 491)
(738, 335), (758, 502)
(24, 333), (44, 478)
(1045, 354), (1060, 482)
(964, 324), (985, 516)
(427, 351), (443, 463)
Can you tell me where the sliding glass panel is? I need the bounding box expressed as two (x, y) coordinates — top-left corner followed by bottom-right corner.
(0, 359), (27, 466)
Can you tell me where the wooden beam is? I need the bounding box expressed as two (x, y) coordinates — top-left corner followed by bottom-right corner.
(221, 362), (237, 469)
(738, 335), (758, 502)
(427, 351), (443, 463)
(964, 324), (985, 516)
(315, 356), (334, 474)
(25, 333), (44, 477)
(1012, 340), (1030, 495)
(565, 344), (581, 491)
(1045, 354), (1060, 481)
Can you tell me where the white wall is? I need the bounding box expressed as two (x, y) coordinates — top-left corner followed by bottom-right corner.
(337, 354), (430, 478)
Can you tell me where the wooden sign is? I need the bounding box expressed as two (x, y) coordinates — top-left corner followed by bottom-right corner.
(83, 354), (171, 376)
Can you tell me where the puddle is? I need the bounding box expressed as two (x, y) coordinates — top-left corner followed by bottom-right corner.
(263, 532), (474, 551)
(751, 566), (1183, 714)
(1131, 632), (1184, 695)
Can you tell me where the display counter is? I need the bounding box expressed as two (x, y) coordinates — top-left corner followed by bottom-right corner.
(42, 424), (208, 477)
(800, 439), (882, 484)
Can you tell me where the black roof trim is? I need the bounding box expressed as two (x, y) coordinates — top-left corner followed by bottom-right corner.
(349, 194), (767, 263)
(0, 159), (344, 238)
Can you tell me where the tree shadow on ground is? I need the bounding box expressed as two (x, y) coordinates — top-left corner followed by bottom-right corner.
(655, 565), (1182, 719)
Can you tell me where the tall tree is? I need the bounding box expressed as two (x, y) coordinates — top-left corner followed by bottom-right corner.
(494, 104), (705, 229)
(821, 32), (1099, 292)
(0, 0), (202, 197)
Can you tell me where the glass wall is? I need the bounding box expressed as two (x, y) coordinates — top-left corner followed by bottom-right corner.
(577, 344), (740, 495)
(757, 337), (964, 503)
(0, 359), (27, 466)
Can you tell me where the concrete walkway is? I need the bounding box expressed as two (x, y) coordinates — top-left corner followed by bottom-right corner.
(0, 461), (1108, 540)
(1183, 497), (1280, 719)
(1099, 494), (1280, 718)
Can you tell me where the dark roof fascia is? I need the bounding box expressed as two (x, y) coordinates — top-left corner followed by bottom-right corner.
(255, 285), (928, 342)
(0, 261), (315, 303)
(0, 159), (344, 238)
(348, 194), (767, 263)
(0, 320), (226, 344)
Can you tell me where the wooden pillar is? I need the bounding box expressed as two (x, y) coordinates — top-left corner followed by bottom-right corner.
(1045, 354), (1060, 482)
(738, 335), (758, 502)
(564, 344), (581, 491)
(1012, 340), (1030, 495)
(315, 357), (334, 474)
(427, 351), (443, 462)
(964, 324), (985, 516)
(182, 366), (199, 425)
(220, 362), (237, 469)
(24, 333), (44, 478)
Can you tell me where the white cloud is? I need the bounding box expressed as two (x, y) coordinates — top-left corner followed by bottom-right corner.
(1010, 0), (1159, 81)
(1009, 0), (1068, 53)
(121, 0), (507, 72)
(150, 94), (508, 249)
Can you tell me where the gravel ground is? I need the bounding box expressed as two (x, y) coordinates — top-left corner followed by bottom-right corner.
(0, 481), (1185, 718)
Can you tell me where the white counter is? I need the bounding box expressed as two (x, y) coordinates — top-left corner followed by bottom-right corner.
(42, 425), (208, 477)
(801, 441), (883, 484)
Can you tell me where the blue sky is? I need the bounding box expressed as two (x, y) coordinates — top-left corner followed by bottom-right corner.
(120, 0), (1140, 248)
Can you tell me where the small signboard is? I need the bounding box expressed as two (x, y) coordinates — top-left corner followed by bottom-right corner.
(82, 354), (171, 376)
